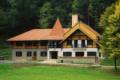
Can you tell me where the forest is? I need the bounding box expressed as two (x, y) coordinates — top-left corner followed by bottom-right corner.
(0, 0), (115, 38)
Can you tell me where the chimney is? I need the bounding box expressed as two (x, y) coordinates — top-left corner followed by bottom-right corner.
(72, 14), (78, 27)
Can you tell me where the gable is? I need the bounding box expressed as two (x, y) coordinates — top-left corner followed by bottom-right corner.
(63, 22), (101, 42)
(64, 29), (92, 42)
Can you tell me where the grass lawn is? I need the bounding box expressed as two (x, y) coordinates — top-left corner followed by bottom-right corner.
(0, 64), (120, 80)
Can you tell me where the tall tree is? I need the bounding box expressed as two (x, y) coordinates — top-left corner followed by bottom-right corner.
(38, 2), (54, 28)
(0, 8), (8, 31)
(99, 0), (120, 71)
(89, 0), (115, 28)
(52, 0), (72, 27)
(72, 0), (89, 23)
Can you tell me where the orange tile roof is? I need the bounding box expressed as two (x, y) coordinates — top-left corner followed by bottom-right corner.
(8, 19), (69, 41)
(7, 19), (100, 42)
(50, 18), (64, 36)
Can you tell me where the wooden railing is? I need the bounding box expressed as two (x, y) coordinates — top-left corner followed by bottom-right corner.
(13, 45), (47, 49)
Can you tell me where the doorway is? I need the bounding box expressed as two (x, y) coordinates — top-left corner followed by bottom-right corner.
(50, 51), (58, 59)
(32, 51), (37, 60)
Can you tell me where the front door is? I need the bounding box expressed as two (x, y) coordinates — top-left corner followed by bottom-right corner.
(32, 51), (37, 60)
(50, 51), (58, 59)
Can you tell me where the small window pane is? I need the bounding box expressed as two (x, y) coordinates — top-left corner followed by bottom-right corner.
(41, 51), (47, 57)
(25, 42), (32, 46)
(87, 52), (96, 56)
(27, 51), (32, 57)
(16, 51), (22, 57)
(16, 42), (23, 46)
(67, 40), (72, 45)
(75, 52), (84, 57)
(63, 52), (72, 57)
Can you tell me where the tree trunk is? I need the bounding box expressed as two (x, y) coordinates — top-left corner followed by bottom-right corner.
(114, 56), (117, 72)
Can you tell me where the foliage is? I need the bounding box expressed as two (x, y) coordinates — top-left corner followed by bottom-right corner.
(100, 58), (120, 66)
(0, 8), (8, 31)
(0, 0), (115, 36)
(0, 48), (11, 59)
(38, 2), (54, 28)
(72, 0), (89, 22)
(99, 0), (120, 71)
(88, 0), (115, 27)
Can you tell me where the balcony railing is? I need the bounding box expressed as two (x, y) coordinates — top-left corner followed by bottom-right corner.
(13, 45), (47, 49)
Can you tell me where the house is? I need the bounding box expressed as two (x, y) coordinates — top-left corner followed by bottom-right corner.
(7, 15), (101, 62)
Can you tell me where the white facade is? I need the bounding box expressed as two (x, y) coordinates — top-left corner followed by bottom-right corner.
(12, 48), (99, 61)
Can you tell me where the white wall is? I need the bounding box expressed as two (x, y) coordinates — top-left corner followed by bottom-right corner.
(12, 48), (99, 61)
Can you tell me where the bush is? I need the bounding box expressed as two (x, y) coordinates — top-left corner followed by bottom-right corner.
(0, 48), (12, 60)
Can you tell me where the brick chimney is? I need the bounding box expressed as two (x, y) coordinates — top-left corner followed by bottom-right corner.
(72, 14), (78, 27)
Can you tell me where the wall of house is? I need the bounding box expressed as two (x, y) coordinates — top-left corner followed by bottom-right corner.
(12, 49), (47, 61)
(12, 47), (99, 61)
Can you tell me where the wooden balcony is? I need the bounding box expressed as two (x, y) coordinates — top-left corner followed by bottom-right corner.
(13, 45), (48, 49)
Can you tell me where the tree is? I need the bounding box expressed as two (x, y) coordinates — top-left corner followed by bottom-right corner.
(38, 2), (54, 28)
(72, 0), (89, 23)
(0, 8), (8, 31)
(89, 0), (115, 28)
(99, 0), (120, 71)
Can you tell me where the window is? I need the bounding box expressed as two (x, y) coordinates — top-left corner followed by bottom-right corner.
(33, 51), (37, 56)
(81, 40), (85, 47)
(74, 40), (78, 48)
(67, 40), (72, 45)
(16, 42), (23, 46)
(87, 52), (96, 56)
(33, 42), (38, 46)
(25, 41), (32, 46)
(27, 51), (32, 57)
(16, 51), (22, 57)
(49, 41), (55, 48)
(63, 52), (72, 57)
(41, 51), (47, 57)
(75, 52), (84, 57)
(87, 40), (93, 45)
(40, 41), (47, 46)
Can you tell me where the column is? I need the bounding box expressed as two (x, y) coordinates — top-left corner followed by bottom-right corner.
(85, 40), (87, 47)
(23, 50), (26, 61)
(58, 49), (63, 57)
(72, 51), (75, 57)
(78, 40), (81, 48)
(72, 40), (74, 48)
(37, 50), (40, 60)
(47, 50), (50, 60)
(96, 51), (99, 57)
(84, 51), (87, 57)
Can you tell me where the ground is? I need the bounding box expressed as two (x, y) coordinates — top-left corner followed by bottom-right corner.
(0, 64), (120, 80)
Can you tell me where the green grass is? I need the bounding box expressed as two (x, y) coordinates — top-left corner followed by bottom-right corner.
(0, 64), (120, 80)
(100, 58), (120, 66)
